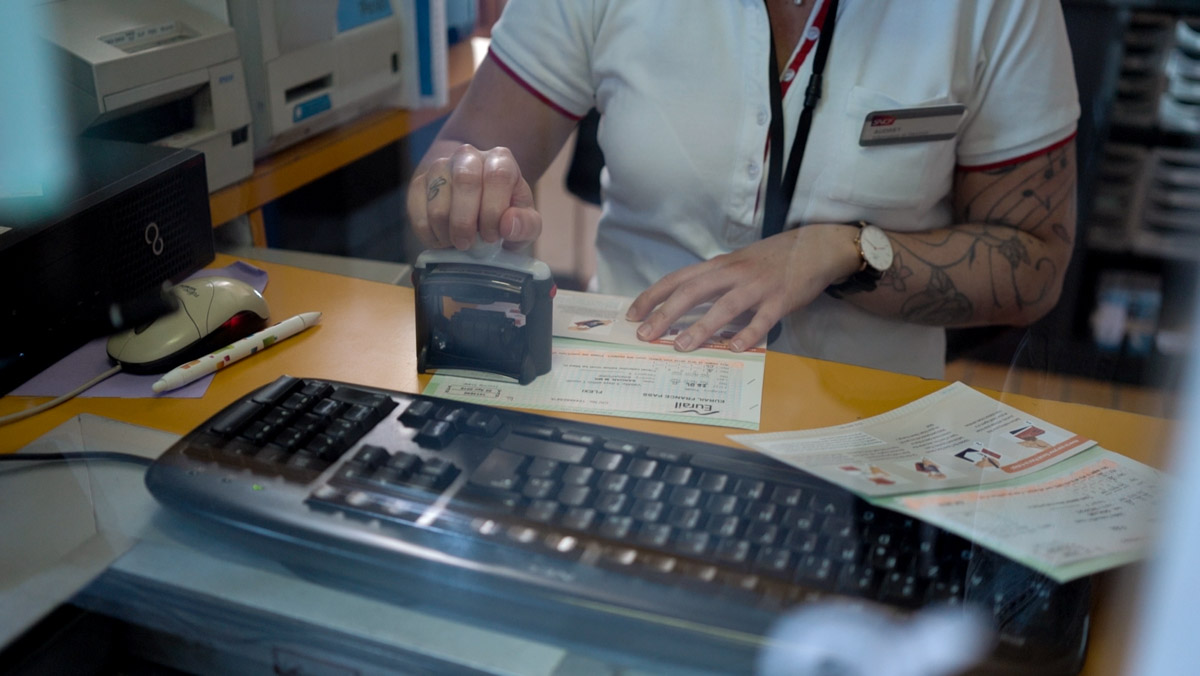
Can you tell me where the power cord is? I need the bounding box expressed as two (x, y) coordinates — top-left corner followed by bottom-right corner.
(0, 450), (153, 467)
(0, 364), (123, 427)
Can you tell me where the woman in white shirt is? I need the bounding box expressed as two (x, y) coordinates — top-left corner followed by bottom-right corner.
(405, 0), (1080, 379)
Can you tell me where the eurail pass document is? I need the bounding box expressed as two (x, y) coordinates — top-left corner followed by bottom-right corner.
(731, 382), (1166, 581)
(424, 290), (766, 429)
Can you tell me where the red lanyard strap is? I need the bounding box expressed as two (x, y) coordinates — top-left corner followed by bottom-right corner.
(762, 0), (840, 239)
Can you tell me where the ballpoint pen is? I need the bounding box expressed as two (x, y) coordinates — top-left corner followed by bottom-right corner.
(152, 311), (322, 393)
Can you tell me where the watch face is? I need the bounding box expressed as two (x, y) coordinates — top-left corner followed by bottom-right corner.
(859, 225), (894, 273)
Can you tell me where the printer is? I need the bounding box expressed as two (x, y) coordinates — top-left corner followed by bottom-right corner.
(183, 0), (448, 157)
(39, 0), (254, 192)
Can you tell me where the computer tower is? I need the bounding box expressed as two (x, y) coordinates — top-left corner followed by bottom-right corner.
(0, 138), (215, 395)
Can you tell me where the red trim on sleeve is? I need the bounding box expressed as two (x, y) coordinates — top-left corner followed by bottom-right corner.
(487, 49), (584, 122)
(957, 132), (1077, 172)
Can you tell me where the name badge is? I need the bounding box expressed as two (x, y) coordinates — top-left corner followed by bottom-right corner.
(859, 104), (967, 146)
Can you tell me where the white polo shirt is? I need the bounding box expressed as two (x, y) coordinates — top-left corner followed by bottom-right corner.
(490, 0), (1080, 378)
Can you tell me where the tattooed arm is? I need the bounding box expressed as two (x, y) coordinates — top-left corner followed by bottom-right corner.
(627, 140), (1077, 353)
(847, 140), (1077, 328)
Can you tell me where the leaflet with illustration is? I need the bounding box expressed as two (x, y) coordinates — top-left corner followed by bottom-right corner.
(730, 381), (1094, 497)
(424, 290), (766, 429)
(731, 382), (1166, 581)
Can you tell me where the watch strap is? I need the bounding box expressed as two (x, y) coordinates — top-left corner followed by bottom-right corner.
(826, 222), (885, 299)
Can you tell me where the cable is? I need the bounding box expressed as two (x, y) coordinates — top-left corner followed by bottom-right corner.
(0, 364), (123, 427)
(0, 450), (153, 467)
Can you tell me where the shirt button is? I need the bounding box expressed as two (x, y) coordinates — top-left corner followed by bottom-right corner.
(747, 163), (760, 179)
(782, 68), (796, 82)
(757, 108), (769, 125)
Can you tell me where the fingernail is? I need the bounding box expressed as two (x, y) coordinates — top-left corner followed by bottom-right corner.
(674, 334), (693, 351)
(636, 324), (652, 340)
(453, 236), (472, 250)
(729, 339), (744, 352)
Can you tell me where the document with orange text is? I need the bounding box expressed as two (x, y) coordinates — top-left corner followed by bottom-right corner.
(424, 291), (766, 429)
(730, 382), (1166, 581)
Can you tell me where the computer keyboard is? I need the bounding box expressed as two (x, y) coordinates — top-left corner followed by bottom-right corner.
(145, 376), (1091, 675)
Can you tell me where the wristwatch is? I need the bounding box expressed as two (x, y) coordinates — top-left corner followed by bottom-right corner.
(826, 222), (894, 299)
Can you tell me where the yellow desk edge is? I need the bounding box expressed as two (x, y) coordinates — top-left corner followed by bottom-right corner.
(0, 254), (1175, 676)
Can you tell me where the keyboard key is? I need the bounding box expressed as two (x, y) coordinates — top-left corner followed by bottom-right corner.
(526, 457), (560, 479)
(745, 522), (779, 546)
(557, 484), (592, 507)
(662, 465), (693, 485)
(435, 406), (469, 428)
(754, 547), (794, 574)
(398, 399), (436, 427)
(562, 507), (597, 531)
(354, 445), (390, 468)
(300, 381), (333, 399)
(387, 451), (421, 475)
(599, 516), (634, 539)
(706, 514), (741, 538)
(645, 447), (686, 463)
(732, 479), (765, 500)
(414, 419), (454, 448)
(525, 500), (559, 523)
(595, 492), (629, 515)
(209, 400), (264, 437)
(250, 376), (301, 405)
(770, 486), (804, 507)
(628, 458), (658, 478)
(597, 472), (630, 493)
(592, 451), (623, 472)
(465, 410), (502, 436)
(310, 399), (342, 418)
(630, 499), (665, 522)
(420, 457), (459, 485)
(470, 449), (524, 490)
(500, 435), (587, 464)
(668, 486), (702, 508)
(522, 477), (556, 500)
(666, 506), (701, 530)
(705, 493), (739, 515)
(281, 392), (317, 411)
(713, 538), (751, 564)
(744, 502), (778, 523)
(561, 432), (598, 446)
(561, 465), (595, 486)
(510, 424), (555, 440)
(632, 479), (665, 501)
(263, 407), (297, 427)
(674, 531), (711, 556)
(638, 523), (672, 547)
(697, 472), (728, 492)
(602, 440), (641, 454)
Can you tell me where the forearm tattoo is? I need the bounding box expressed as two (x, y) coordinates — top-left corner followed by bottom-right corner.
(883, 147), (1074, 326)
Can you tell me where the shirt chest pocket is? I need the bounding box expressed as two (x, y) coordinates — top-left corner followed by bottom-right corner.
(824, 87), (959, 214)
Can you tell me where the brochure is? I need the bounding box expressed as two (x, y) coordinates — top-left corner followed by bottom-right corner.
(730, 382), (1166, 582)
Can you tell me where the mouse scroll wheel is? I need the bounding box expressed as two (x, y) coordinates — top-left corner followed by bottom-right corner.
(132, 320), (156, 335)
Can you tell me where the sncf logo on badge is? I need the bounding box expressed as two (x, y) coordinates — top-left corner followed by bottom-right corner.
(870, 115), (896, 127)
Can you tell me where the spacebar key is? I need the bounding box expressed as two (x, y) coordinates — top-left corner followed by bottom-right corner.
(499, 434), (588, 464)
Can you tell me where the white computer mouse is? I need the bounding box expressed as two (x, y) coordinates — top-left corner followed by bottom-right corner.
(106, 276), (269, 374)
